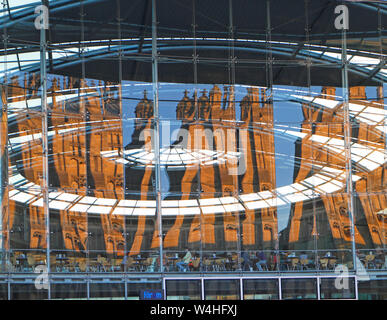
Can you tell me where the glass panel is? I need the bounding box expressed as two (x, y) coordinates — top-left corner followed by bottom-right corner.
(243, 279), (279, 300)
(126, 281), (162, 300)
(89, 282), (125, 300)
(358, 280), (387, 300)
(8, 71), (45, 273)
(0, 0), (386, 300)
(0, 283), (8, 300)
(10, 284), (48, 300)
(51, 283), (87, 300)
(355, 193), (387, 271)
(320, 277), (355, 300)
(281, 278), (317, 300)
(204, 279), (240, 300)
(166, 280), (201, 300)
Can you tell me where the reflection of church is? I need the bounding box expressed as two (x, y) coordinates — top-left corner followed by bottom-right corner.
(283, 86), (386, 251)
(5, 73), (386, 257)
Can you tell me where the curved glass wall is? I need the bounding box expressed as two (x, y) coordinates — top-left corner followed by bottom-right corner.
(0, 0), (386, 299)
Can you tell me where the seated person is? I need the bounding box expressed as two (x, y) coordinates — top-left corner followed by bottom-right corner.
(256, 251), (267, 271)
(176, 248), (192, 272)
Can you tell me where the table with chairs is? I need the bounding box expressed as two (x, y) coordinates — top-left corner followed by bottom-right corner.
(358, 249), (387, 270)
(7, 248), (385, 274)
(165, 255), (179, 271)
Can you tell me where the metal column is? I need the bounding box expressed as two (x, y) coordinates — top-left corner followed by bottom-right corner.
(40, 0), (51, 299)
(341, 18), (357, 275)
(152, 0), (163, 273)
(1, 0), (9, 274)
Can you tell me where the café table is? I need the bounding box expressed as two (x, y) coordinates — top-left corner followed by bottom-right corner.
(166, 256), (179, 271)
(16, 255), (28, 271)
(56, 255), (69, 271)
(322, 255), (337, 269)
(133, 256), (147, 271)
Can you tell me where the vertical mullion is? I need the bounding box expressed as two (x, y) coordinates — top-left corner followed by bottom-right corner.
(40, 0), (50, 299)
(341, 16), (357, 275)
(201, 277), (204, 299)
(239, 278), (243, 300)
(377, 0), (386, 257)
(1, 0), (9, 275)
(228, 0), (241, 275)
(79, 0), (89, 274)
(304, 0), (318, 272)
(317, 276), (321, 300)
(278, 277), (282, 300)
(266, 0), (278, 274)
(116, 0), (126, 273)
(152, 0), (163, 273)
(192, 0), (203, 273)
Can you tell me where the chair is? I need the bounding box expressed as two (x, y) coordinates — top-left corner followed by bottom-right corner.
(102, 258), (111, 272)
(191, 258), (200, 271)
(162, 256), (172, 272)
(328, 258), (337, 270)
(87, 257), (99, 272)
(214, 258), (226, 271)
(231, 254), (240, 271)
(97, 255), (105, 272)
(203, 258), (213, 272)
(10, 256), (18, 272)
(50, 255), (57, 272)
(319, 258), (329, 270)
(365, 254), (376, 269)
(300, 258), (309, 270)
(98, 256), (110, 272)
(67, 257), (78, 272)
(143, 257), (154, 272)
(34, 254), (45, 265)
(78, 260), (87, 272)
(111, 259), (122, 272)
(290, 258), (300, 270)
(125, 256), (137, 272)
(279, 257), (290, 271)
(26, 254), (36, 271)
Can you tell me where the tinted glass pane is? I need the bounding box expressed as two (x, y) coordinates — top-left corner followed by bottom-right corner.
(166, 280), (201, 300)
(10, 284), (48, 300)
(204, 279), (240, 300)
(358, 280), (387, 300)
(243, 279), (279, 300)
(51, 283), (87, 300)
(89, 283), (125, 300)
(126, 281), (162, 300)
(281, 278), (317, 300)
(320, 277), (355, 300)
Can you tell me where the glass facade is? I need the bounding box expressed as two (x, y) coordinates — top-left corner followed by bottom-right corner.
(0, 0), (386, 299)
